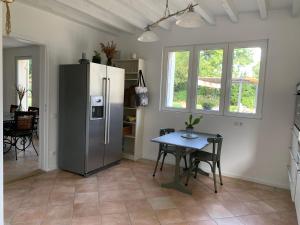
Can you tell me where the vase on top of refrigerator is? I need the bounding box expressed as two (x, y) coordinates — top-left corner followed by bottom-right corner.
(58, 62), (125, 176)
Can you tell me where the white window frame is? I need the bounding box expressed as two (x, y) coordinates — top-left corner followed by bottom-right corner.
(224, 40), (267, 119)
(16, 56), (33, 109)
(160, 40), (268, 119)
(161, 46), (193, 112)
(191, 44), (228, 116)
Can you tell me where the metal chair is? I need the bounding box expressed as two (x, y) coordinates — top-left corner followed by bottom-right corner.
(28, 106), (39, 115)
(4, 111), (38, 160)
(153, 128), (188, 177)
(28, 106), (39, 138)
(185, 134), (223, 193)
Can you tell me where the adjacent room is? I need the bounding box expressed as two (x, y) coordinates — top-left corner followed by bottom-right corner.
(1, 0), (300, 225)
(3, 36), (42, 183)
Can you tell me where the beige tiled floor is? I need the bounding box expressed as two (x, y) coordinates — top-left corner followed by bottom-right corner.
(4, 138), (40, 183)
(4, 159), (297, 225)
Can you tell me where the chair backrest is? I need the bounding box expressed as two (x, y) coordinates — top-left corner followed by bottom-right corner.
(10, 104), (18, 113)
(160, 128), (175, 136)
(14, 111), (36, 131)
(159, 128), (175, 150)
(207, 134), (223, 160)
(28, 106), (39, 115)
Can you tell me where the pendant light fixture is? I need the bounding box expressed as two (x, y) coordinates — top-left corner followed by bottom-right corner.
(137, 26), (159, 42)
(176, 5), (203, 28)
(2, 0), (14, 35)
(137, 0), (202, 42)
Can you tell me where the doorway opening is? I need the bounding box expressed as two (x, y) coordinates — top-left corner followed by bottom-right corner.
(2, 36), (47, 183)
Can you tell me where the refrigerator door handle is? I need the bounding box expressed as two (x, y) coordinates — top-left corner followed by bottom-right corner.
(107, 78), (111, 144)
(103, 77), (108, 144)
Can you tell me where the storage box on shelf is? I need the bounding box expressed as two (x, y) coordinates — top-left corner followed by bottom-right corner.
(113, 59), (145, 160)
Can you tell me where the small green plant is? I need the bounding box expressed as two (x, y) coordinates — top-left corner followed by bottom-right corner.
(202, 101), (215, 110)
(92, 51), (101, 64)
(185, 114), (203, 129)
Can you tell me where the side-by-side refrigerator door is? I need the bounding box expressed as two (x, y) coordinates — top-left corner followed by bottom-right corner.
(86, 63), (107, 173)
(104, 66), (125, 165)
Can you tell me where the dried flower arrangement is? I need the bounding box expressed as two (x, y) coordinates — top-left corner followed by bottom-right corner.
(100, 41), (117, 66)
(16, 85), (28, 111)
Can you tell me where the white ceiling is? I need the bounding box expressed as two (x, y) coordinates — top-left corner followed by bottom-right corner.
(18, 0), (299, 35)
(3, 36), (34, 48)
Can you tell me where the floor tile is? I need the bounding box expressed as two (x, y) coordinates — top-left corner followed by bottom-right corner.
(125, 199), (154, 213)
(45, 204), (73, 220)
(11, 206), (46, 223)
(73, 202), (100, 218)
(101, 213), (131, 225)
(148, 196), (177, 210)
(74, 192), (99, 204)
(180, 206), (211, 222)
(4, 159), (297, 225)
(215, 217), (244, 225)
(72, 216), (101, 225)
(204, 203), (234, 219)
(75, 183), (98, 193)
(237, 213), (281, 225)
(243, 200), (276, 214)
(129, 211), (160, 225)
(156, 209), (185, 224)
(99, 201), (127, 214)
(41, 218), (72, 225)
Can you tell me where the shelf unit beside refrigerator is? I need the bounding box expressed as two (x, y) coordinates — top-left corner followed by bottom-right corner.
(113, 59), (145, 161)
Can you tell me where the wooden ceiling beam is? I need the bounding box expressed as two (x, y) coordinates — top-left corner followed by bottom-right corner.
(256, 0), (268, 19)
(19, 0), (121, 35)
(87, 0), (148, 30)
(220, 0), (239, 23)
(122, 0), (172, 30)
(55, 0), (138, 33)
(191, 0), (216, 25)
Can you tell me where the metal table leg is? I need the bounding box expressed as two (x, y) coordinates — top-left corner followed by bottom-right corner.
(161, 147), (192, 195)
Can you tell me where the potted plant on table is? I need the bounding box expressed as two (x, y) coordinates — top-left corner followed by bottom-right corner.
(185, 114), (203, 133)
(16, 85), (28, 111)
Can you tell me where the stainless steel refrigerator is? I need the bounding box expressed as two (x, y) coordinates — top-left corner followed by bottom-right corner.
(58, 63), (124, 176)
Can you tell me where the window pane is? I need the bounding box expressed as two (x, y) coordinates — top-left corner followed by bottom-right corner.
(196, 49), (223, 111)
(17, 59), (32, 110)
(229, 47), (261, 114)
(165, 51), (190, 108)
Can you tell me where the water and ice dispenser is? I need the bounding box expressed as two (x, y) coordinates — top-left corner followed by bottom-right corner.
(90, 96), (104, 120)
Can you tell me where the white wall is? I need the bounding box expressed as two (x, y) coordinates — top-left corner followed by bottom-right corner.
(117, 10), (300, 188)
(3, 2), (116, 169)
(3, 46), (41, 111)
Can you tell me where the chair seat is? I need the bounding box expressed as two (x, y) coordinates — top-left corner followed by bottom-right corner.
(4, 130), (33, 137)
(192, 151), (219, 162)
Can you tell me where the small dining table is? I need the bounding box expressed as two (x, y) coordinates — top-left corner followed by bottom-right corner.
(151, 130), (216, 194)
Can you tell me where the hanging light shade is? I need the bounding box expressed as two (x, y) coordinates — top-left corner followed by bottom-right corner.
(137, 27), (159, 42)
(176, 6), (203, 28)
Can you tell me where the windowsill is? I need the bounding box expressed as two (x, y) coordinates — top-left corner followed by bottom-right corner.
(160, 107), (263, 120)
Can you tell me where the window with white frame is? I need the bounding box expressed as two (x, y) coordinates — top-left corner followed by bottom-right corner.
(16, 58), (33, 110)
(161, 41), (267, 118)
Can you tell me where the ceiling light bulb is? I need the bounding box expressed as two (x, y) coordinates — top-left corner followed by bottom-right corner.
(176, 6), (203, 28)
(137, 28), (159, 42)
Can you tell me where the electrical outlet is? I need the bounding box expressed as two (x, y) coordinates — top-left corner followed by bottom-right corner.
(234, 121), (243, 126)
